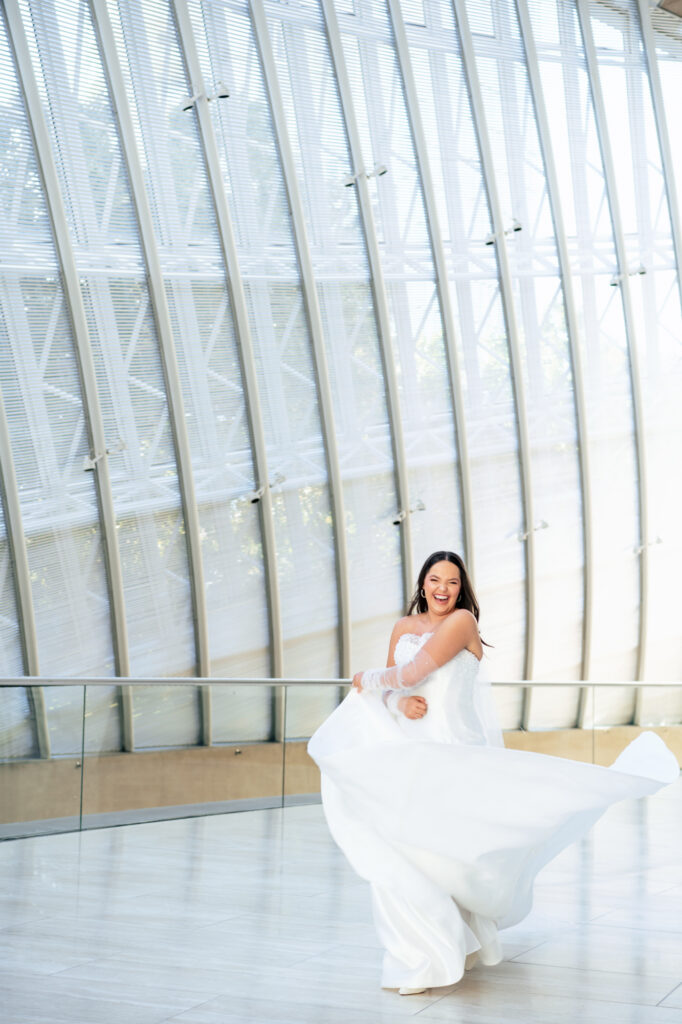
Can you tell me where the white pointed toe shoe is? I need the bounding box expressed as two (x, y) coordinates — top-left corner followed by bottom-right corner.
(398, 986), (428, 995)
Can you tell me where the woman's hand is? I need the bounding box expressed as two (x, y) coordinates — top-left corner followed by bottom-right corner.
(398, 695), (428, 720)
(352, 672), (364, 692)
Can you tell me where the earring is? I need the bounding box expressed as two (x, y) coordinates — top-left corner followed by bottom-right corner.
(420, 588), (426, 598)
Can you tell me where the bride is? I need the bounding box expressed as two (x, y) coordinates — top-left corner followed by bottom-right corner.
(308, 550), (678, 996)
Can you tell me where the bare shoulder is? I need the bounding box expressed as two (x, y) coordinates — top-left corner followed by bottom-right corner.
(440, 608), (478, 635)
(390, 615), (419, 640)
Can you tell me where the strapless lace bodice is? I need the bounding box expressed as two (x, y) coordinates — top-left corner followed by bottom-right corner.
(391, 632), (487, 745)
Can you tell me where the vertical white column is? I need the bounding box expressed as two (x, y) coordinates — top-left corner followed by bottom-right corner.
(0, 390), (50, 756)
(514, 0), (593, 708)
(386, 0), (475, 577)
(171, 0), (284, 746)
(3, 0), (132, 750)
(251, 0), (352, 678)
(321, 0), (413, 606)
(635, 1), (682, 330)
(89, 0), (212, 740)
(452, 0), (536, 692)
(577, 0), (650, 696)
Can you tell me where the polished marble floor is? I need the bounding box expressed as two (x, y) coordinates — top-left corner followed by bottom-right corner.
(1, 776), (681, 1024)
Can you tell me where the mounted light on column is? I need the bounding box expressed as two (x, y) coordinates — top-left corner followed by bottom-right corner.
(392, 499), (425, 525)
(485, 219), (522, 245)
(342, 164), (388, 187)
(179, 82), (230, 112)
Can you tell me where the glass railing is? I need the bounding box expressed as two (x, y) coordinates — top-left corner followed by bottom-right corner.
(1, 679), (680, 840)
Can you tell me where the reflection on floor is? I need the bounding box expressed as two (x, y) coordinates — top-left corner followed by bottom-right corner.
(0, 776), (681, 1023)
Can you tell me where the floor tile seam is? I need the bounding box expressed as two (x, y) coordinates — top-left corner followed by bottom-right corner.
(0, 955), (104, 979)
(282, 939), (362, 970)
(527, 921), (682, 946)
(0, 965), (258, 1018)
(657, 981), (682, 1007)
(506, 951), (682, 979)
(507, 940), (556, 961)
(503, 957), (680, 1000)
(411, 984), (459, 1015)
(47, 954), (257, 986)
(588, 920), (682, 937)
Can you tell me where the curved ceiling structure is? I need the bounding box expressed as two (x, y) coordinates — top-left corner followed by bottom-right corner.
(0, 0), (681, 749)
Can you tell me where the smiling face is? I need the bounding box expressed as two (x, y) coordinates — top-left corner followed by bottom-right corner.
(422, 560), (462, 619)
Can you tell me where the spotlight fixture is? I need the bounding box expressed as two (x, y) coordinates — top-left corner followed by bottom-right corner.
(342, 164), (388, 187)
(83, 439), (127, 471)
(179, 84), (230, 112)
(610, 266), (646, 286)
(392, 499), (425, 525)
(246, 472), (285, 503)
(180, 93), (201, 112)
(517, 520), (548, 542)
(484, 220), (522, 245)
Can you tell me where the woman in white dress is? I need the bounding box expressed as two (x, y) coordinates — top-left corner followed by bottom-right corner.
(308, 551), (678, 996)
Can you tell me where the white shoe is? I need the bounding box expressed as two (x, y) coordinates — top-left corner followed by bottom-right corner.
(398, 986), (428, 995)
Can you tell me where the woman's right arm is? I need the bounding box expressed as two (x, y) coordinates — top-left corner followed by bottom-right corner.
(382, 620), (404, 714)
(383, 620), (427, 719)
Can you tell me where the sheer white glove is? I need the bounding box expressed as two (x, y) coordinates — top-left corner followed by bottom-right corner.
(358, 646), (439, 692)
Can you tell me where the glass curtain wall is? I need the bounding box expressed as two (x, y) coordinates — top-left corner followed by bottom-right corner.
(0, 0), (681, 756)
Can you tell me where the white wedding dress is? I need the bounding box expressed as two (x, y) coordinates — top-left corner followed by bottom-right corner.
(307, 633), (679, 990)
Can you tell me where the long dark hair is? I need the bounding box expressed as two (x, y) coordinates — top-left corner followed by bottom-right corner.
(407, 551), (489, 643)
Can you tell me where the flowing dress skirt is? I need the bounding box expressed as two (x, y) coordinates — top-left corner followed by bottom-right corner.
(309, 685), (678, 989)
